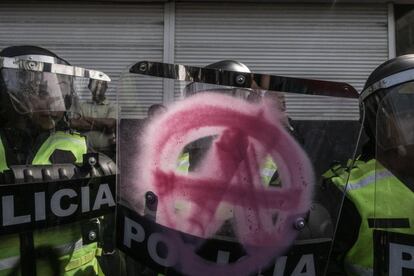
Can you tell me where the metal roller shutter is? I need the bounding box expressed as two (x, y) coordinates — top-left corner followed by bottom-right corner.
(175, 3), (389, 120)
(0, 1), (164, 118)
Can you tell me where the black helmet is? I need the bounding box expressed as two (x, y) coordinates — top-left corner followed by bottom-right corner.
(361, 55), (414, 184)
(0, 45), (70, 65)
(360, 54), (414, 142)
(0, 45), (73, 129)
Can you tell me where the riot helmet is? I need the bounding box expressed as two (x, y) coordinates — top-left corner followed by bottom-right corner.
(360, 54), (414, 178)
(0, 45), (110, 131)
(147, 103), (167, 118)
(184, 60), (254, 98)
(205, 59), (251, 73)
(0, 46), (73, 130)
(88, 78), (108, 104)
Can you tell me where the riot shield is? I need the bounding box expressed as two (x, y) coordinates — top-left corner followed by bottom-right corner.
(0, 57), (117, 275)
(372, 82), (414, 276)
(117, 61), (360, 276)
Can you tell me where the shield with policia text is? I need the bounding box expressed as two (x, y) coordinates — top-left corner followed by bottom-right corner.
(0, 56), (117, 275)
(117, 61), (361, 276)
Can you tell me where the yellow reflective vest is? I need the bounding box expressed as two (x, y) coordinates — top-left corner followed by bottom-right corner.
(330, 159), (414, 276)
(0, 131), (101, 276)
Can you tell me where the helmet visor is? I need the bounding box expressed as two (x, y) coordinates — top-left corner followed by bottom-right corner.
(376, 82), (414, 151)
(88, 79), (108, 101)
(371, 82), (414, 273)
(1, 68), (72, 114)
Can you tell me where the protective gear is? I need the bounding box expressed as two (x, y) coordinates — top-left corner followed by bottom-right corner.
(0, 131), (102, 275)
(0, 46), (70, 65)
(0, 130), (87, 173)
(184, 60), (253, 98)
(360, 54), (414, 145)
(375, 84), (414, 151)
(0, 46), (73, 129)
(324, 55), (414, 276)
(2, 69), (72, 114)
(359, 54), (414, 184)
(88, 79), (108, 104)
(205, 60), (251, 73)
(119, 60), (357, 276)
(0, 45), (113, 276)
(329, 159), (414, 276)
(0, 46), (109, 130)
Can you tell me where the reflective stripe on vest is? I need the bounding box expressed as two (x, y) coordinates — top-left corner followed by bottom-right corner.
(0, 256), (18, 271)
(32, 131), (87, 165)
(0, 132), (97, 274)
(331, 159), (414, 275)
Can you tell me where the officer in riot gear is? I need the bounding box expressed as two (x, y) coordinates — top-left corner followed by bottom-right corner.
(0, 45), (116, 275)
(182, 59), (334, 266)
(325, 54), (414, 275)
(70, 75), (117, 160)
(209, 59), (334, 247)
(118, 58), (358, 276)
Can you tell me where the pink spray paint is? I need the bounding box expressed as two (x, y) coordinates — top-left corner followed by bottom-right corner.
(125, 92), (314, 276)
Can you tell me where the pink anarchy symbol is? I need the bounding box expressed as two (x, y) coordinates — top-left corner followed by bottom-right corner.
(132, 92), (314, 276)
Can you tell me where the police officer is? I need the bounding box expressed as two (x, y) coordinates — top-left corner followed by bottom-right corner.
(69, 79), (116, 160)
(179, 60), (333, 273)
(325, 55), (414, 275)
(0, 45), (109, 275)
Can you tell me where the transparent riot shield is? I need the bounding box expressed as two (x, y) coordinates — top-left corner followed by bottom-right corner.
(0, 57), (117, 275)
(372, 82), (414, 276)
(117, 61), (360, 276)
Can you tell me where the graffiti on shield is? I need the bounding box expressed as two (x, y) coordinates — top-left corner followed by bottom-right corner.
(125, 92), (314, 276)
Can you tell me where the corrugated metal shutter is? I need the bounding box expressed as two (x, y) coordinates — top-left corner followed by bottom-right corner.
(0, 1), (164, 118)
(175, 3), (388, 120)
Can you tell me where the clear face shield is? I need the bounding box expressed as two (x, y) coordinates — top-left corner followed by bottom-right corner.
(376, 83), (414, 159)
(1, 69), (71, 114)
(374, 82), (414, 190)
(369, 82), (414, 275)
(117, 61), (360, 275)
(0, 57), (116, 275)
(0, 57), (111, 129)
(88, 79), (108, 103)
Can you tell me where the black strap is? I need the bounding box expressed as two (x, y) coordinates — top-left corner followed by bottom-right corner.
(368, 218), (410, 229)
(19, 232), (36, 276)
